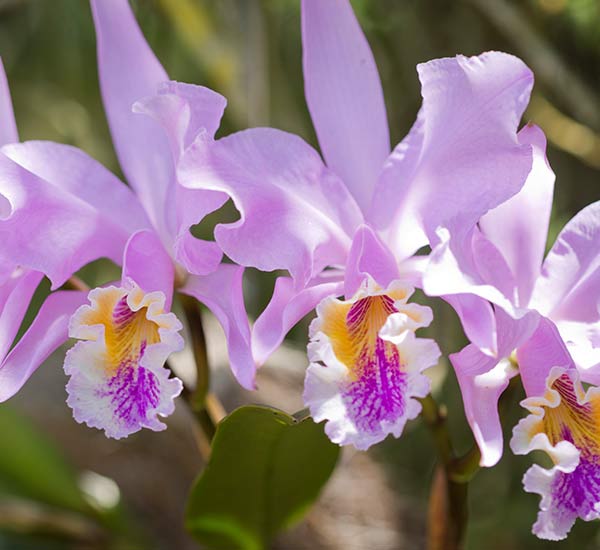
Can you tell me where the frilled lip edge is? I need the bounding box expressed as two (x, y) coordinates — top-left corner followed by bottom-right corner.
(303, 278), (441, 450)
(510, 366), (600, 540)
(64, 284), (184, 439)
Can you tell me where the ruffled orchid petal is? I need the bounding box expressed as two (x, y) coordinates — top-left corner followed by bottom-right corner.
(133, 81), (227, 155)
(372, 52), (533, 260)
(0, 154), (133, 288)
(0, 58), (18, 146)
(301, 0), (390, 211)
(0, 290), (87, 401)
(555, 320), (600, 375)
(252, 272), (344, 367)
(0, 268), (43, 361)
(179, 127), (362, 286)
(444, 294), (497, 357)
(424, 225), (524, 355)
(424, 226), (519, 316)
(122, 229), (174, 310)
(133, 81), (229, 275)
(90, 0), (175, 240)
(65, 283), (184, 439)
(181, 265), (254, 390)
(510, 368), (600, 540)
(450, 348), (517, 467)
(479, 125), (554, 306)
(450, 307), (539, 466)
(530, 200), (600, 323)
(304, 278), (440, 449)
(517, 317), (575, 398)
(1, 141), (151, 236)
(344, 225), (399, 298)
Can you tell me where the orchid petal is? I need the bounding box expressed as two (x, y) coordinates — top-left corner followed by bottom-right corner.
(0, 290), (87, 401)
(530, 201), (600, 323)
(90, 0), (175, 239)
(0, 154), (133, 288)
(0, 58), (18, 146)
(517, 317), (574, 398)
(450, 307), (539, 466)
(344, 225), (400, 298)
(372, 52), (533, 259)
(305, 279), (439, 449)
(134, 82), (229, 275)
(133, 81), (227, 155)
(480, 125), (554, 306)
(179, 127), (362, 286)
(444, 294), (497, 357)
(424, 226), (521, 354)
(122, 230), (174, 310)
(252, 273), (344, 367)
(2, 141), (151, 235)
(181, 265), (255, 390)
(301, 0), (389, 211)
(450, 347), (517, 467)
(0, 268), (43, 361)
(510, 368), (600, 540)
(65, 283), (183, 438)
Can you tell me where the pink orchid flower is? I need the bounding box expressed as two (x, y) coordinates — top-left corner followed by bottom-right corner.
(173, 0), (537, 449)
(0, 0), (254, 439)
(422, 116), (600, 537)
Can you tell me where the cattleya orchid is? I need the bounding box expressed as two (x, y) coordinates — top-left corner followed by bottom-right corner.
(0, 0), (254, 439)
(423, 118), (600, 537)
(173, 0), (538, 449)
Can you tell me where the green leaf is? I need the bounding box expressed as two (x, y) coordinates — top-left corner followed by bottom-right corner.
(185, 405), (340, 550)
(0, 405), (88, 513)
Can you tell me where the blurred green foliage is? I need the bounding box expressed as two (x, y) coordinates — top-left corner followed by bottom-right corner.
(0, 0), (598, 548)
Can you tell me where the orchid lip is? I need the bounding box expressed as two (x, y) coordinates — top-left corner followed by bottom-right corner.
(64, 282), (184, 439)
(304, 277), (440, 450)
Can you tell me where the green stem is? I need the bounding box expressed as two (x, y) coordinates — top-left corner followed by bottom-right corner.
(179, 294), (211, 415)
(420, 394), (471, 550)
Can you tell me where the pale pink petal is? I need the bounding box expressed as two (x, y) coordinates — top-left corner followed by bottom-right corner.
(133, 81), (228, 275)
(2, 141), (151, 235)
(181, 265), (254, 390)
(0, 58), (18, 146)
(530, 201), (600, 324)
(517, 317), (574, 398)
(372, 52), (533, 260)
(301, 0), (389, 211)
(252, 272), (344, 367)
(344, 225), (399, 298)
(0, 268), (43, 361)
(450, 307), (539, 466)
(179, 128), (362, 286)
(0, 291), (87, 401)
(480, 125), (554, 306)
(0, 154), (133, 288)
(122, 230), (174, 310)
(90, 0), (175, 240)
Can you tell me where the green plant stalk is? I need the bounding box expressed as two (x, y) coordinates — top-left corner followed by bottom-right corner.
(420, 394), (476, 550)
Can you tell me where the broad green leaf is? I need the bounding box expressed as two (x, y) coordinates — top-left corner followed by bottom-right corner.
(185, 405), (340, 550)
(0, 405), (88, 513)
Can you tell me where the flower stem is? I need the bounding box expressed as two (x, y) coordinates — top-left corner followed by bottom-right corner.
(420, 394), (474, 550)
(178, 294), (227, 458)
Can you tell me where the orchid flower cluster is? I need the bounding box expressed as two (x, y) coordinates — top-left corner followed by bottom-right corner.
(0, 0), (598, 543)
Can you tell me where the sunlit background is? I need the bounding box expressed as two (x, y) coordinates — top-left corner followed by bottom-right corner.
(0, 0), (599, 548)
